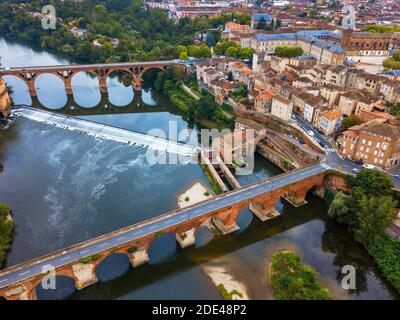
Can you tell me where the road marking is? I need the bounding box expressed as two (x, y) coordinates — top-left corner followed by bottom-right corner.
(81, 249), (90, 254)
(163, 219), (174, 225)
(149, 225), (158, 230)
(98, 243), (108, 248)
(60, 256), (70, 262)
(18, 271), (31, 276)
(116, 236), (125, 241)
(0, 278), (8, 283)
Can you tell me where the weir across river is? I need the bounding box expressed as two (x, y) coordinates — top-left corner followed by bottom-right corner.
(15, 107), (199, 157)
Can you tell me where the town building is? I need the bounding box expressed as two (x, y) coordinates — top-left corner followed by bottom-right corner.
(316, 110), (343, 136)
(337, 120), (400, 167)
(271, 95), (293, 121)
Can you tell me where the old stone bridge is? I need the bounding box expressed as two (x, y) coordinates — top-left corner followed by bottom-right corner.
(0, 163), (338, 300)
(0, 61), (186, 98)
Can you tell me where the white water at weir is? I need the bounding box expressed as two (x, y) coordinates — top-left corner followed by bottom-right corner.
(15, 107), (199, 157)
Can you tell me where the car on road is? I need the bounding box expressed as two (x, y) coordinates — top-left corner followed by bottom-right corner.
(319, 141), (325, 148)
(298, 139), (305, 144)
(352, 168), (360, 174)
(291, 114), (296, 119)
(307, 130), (314, 137)
(395, 174), (400, 180)
(362, 163), (375, 170)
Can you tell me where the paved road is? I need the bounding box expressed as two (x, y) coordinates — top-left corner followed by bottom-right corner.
(292, 112), (400, 189)
(0, 163), (327, 290)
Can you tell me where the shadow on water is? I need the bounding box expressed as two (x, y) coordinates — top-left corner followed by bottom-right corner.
(66, 194), (400, 300)
(36, 275), (76, 300)
(96, 253), (131, 282)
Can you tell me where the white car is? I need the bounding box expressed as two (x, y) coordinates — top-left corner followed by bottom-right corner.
(291, 114), (296, 119)
(362, 163), (375, 170)
(307, 130), (314, 137)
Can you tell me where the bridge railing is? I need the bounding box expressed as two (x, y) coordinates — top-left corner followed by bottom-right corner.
(0, 163), (326, 279)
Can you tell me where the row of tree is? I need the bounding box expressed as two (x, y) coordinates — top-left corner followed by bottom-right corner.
(213, 41), (254, 60)
(0, 0), (249, 63)
(383, 51), (400, 71)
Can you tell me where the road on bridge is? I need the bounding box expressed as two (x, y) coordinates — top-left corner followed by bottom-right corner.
(0, 163), (327, 290)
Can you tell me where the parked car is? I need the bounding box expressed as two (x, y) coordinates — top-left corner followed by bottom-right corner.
(299, 139), (305, 145)
(307, 130), (314, 137)
(319, 142), (325, 148)
(362, 163), (375, 170)
(352, 168), (360, 174)
(355, 160), (363, 165)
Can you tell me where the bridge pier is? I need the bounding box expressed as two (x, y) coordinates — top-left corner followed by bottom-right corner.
(212, 203), (244, 235)
(1, 283), (37, 300)
(176, 227), (196, 248)
(128, 249), (149, 268)
(26, 80), (37, 97)
(132, 76), (142, 91)
(250, 190), (282, 221)
(71, 262), (98, 290)
(98, 75), (108, 93)
(64, 77), (73, 95)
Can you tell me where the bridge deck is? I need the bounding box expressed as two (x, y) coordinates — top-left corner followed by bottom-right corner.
(0, 163), (328, 289)
(0, 61), (181, 75)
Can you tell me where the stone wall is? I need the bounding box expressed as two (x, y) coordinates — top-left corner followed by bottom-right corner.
(0, 79), (11, 118)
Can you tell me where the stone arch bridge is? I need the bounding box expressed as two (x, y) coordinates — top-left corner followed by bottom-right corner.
(0, 164), (332, 300)
(0, 61), (186, 97)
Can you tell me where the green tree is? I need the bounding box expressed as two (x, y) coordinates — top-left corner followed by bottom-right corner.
(154, 65), (182, 94)
(341, 115), (362, 130)
(205, 32), (217, 47)
(350, 169), (394, 197)
(256, 17), (266, 30)
(274, 46), (303, 58)
(353, 194), (397, 244)
(329, 170), (397, 246)
(0, 203), (13, 268)
(193, 95), (216, 120)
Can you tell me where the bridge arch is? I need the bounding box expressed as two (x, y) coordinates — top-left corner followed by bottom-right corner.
(106, 70), (134, 107)
(0, 295), (6, 300)
(148, 231), (178, 264)
(140, 65), (166, 79)
(35, 274), (76, 300)
(70, 71), (101, 108)
(235, 206), (254, 233)
(195, 220), (215, 248)
(95, 252), (130, 282)
(34, 73), (68, 109)
(1, 75), (32, 105)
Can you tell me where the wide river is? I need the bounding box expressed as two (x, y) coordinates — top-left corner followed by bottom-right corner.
(0, 38), (398, 300)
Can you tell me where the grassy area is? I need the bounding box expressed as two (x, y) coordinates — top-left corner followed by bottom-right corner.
(367, 235), (400, 291)
(0, 203), (13, 268)
(201, 164), (223, 195)
(269, 251), (331, 300)
(217, 284), (243, 300)
(79, 254), (102, 264)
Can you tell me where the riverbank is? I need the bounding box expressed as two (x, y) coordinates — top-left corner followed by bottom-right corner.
(203, 265), (249, 300)
(0, 203), (14, 268)
(156, 72), (235, 131)
(177, 182), (213, 208)
(269, 251), (331, 300)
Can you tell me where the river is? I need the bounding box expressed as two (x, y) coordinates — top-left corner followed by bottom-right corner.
(0, 38), (398, 300)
